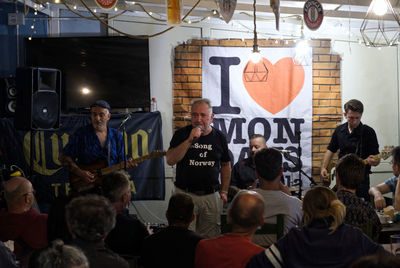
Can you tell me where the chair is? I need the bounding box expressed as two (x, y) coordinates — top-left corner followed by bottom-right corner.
(220, 214), (285, 244)
(361, 220), (373, 239)
(255, 214), (284, 239)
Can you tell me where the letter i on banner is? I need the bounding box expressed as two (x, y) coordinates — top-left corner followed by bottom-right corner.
(166, 0), (182, 25)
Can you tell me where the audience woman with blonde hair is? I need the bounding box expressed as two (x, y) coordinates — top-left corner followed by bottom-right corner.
(246, 186), (385, 268)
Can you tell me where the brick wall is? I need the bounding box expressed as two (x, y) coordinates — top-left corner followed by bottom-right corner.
(173, 39), (342, 183)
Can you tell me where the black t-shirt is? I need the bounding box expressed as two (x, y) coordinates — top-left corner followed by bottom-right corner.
(328, 122), (379, 174)
(105, 212), (149, 256)
(327, 121), (379, 200)
(169, 125), (231, 190)
(141, 226), (203, 268)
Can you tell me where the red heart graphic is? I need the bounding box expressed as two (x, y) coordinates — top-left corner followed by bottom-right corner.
(242, 57), (305, 114)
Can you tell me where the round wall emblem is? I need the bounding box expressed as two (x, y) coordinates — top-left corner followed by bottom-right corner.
(304, 0), (323, 30)
(95, 0), (118, 10)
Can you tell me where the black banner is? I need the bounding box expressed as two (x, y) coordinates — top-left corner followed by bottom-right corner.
(0, 112), (165, 208)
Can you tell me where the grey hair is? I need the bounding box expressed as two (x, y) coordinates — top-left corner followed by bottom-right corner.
(66, 195), (116, 242)
(102, 170), (131, 203)
(36, 239), (88, 268)
(191, 98), (212, 114)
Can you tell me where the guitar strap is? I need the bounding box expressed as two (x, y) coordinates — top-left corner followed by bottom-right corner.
(355, 124), (365, 158)
(108, 142), (111, 165)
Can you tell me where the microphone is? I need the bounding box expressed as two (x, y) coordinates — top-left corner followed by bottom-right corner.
(192, 125), (203, 142)
(195, 125), (203, 132)
(118, 114), (131, 130)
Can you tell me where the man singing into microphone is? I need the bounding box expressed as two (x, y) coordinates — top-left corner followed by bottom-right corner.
(166, 98), (231, 238)
(59, 100), (136, 190)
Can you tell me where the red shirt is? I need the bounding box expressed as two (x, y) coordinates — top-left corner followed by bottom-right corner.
(0, 208), (48, 255)
(194, 233), (264, 268)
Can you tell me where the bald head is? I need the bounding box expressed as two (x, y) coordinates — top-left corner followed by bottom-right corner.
(4, 177), (35, 212)
(228, 190), (264, 230)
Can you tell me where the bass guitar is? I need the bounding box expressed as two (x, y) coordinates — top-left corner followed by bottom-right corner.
(70, 150), (166, 193)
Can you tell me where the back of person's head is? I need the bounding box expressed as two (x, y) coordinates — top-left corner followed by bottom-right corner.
(254, 148), (282, 181)
(166, 193), (194, 225)
(66, 194), (116, 242)
(350, 253), (400, 268)
(392, 146), (400, 167)
(344, 99), (363, 113)
(36, 240), (88, 268)
(302, 186), (345, 233)
(228, 190), (264, 230)
(336, 154), (365, 190)
(102, 170), (131, 203)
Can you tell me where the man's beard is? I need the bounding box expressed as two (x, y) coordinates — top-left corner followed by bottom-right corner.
(93, 122), (105, 131)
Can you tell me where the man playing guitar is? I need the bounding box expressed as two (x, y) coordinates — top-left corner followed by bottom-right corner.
(320, 99), (379, 201)
(59, 100), (136, 190)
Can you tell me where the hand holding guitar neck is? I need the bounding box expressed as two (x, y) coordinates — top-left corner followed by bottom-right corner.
(125, 157), (138, 169)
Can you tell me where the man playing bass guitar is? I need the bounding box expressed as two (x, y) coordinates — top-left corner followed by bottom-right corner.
(58, 100), (136, 192)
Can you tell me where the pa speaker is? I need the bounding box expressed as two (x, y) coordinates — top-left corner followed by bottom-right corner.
(14, 67), (61, 130)
(0, 77), (17, 117)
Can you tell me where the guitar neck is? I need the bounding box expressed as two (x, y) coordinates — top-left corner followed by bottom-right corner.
(100, 154), (158, 176)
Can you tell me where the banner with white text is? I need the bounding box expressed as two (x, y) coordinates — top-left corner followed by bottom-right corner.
(202, 46), (313, 189)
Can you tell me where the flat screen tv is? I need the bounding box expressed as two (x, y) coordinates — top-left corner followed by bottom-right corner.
(25, 36), (150, 112)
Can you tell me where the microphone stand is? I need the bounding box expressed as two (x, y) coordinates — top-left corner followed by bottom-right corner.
(122, 123), (127, 171)
(118, 114), (130, 171)
(296, 130), (302, 199)
(286, 130), (317, 199)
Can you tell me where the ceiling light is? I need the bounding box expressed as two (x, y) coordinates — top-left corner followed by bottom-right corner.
(243, 0), (269, 82)
(372, 0), (388, 16)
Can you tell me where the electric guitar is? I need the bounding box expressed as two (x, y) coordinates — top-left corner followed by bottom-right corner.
(70, 150), (166, 193)
(322, 146), (394, 188)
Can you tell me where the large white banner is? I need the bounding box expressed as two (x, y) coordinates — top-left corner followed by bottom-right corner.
(202, 46), (313, 189)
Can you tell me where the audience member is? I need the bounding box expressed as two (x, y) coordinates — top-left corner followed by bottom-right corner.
(34, 240), (88, 268)
(102, 170), (149, 257)
(252, 148), (302, 246)
(0, 241), (18, 268)
(350, 253), (400, 268)
(194, 190), (265, 268)
(395, 168), (400, 211)
(66, 194), (128, 268)
(369, 146), (400, 209)
(231, 134), (267, 189)
(247, 186), (385, 268)
(141, 193), (203, 268)
(0, 177), (47, 266)
(336, 154), (381, 240)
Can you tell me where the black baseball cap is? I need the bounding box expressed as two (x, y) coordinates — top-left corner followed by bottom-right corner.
(90, 100), (111, 111)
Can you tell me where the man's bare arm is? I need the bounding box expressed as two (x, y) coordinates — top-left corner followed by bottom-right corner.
(220, 161), (231, 204)
(320, 150), (334, 182)
(395, 176), (400, 211)
(166, 127), (201, 166)
(58, 153), (94, 182)
(369, 183), (390, 209)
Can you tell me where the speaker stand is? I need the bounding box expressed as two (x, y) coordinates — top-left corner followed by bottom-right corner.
(29, 130), (35, 180)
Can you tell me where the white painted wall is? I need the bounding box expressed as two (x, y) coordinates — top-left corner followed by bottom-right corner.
(332, 42), (399, 192)
(109, 16), (400, 223)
